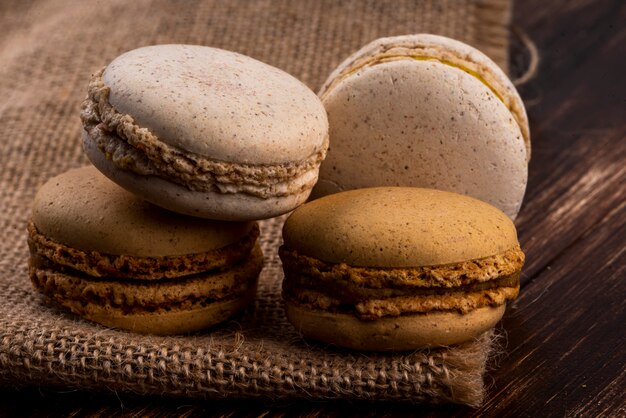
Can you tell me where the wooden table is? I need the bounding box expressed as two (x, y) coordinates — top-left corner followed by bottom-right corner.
(1, 0), (624, 416)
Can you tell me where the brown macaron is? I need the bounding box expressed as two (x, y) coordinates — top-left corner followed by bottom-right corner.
(28, 166), (263, 335)
(280, 187), (524, 351)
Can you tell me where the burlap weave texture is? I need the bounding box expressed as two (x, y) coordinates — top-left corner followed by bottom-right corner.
(0, 0), (512, 406)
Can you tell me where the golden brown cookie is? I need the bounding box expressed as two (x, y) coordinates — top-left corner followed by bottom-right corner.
(28, 166), (264, 334)
(280, 187), (524, 351)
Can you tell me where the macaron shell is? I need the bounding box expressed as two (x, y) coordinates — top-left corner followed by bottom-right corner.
(283, 187), (518, 268)
(103, 44), (328, 164)
(285, 302), (505, 351)
(316, 59), (527, 219)
(32, 166), (254, 256)
(319, 33), (529, 157)
(84, 137), (314, 221)
(78, 285), (257, 335)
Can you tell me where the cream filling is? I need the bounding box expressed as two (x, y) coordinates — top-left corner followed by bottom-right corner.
(280, 245), (523, 319)
(27, 220), (259, 280)
(80, 68), (329, 198)
(285, 285), (519, 319)
(320, 46), (529, 158)
(279, 245), (525, 289)
(30, 246), (264, 312)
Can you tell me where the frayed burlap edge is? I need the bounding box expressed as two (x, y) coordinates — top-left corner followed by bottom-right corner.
(0, 327), (495, 406)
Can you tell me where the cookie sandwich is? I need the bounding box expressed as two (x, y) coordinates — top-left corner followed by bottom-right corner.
(280, 187), (524, 350)
(28, 166), (263, 334)
(314, 34), (530, 219)
(81, 44), (329, 221)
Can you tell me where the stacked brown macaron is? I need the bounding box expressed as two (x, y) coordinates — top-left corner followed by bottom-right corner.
(28, 44), (329, 334)
(28, 167), (263, 335)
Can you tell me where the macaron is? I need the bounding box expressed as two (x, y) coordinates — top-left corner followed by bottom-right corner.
(313, 34), (530, 219)
(27, 166), (263, 335)
(81, 44), (329, 221)
(280, 187), (524, 351)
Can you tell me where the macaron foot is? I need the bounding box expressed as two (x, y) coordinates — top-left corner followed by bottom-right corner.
(285, 302), (505, 351)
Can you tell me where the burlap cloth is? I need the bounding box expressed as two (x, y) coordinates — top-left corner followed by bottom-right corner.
(0, 0), (513, 407)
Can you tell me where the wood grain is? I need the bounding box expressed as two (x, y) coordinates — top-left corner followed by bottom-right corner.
(474, 0), (626, 415)
(0, 0), (624, 416)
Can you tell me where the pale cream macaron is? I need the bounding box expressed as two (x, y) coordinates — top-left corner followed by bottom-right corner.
(81, 44), (328, 221)
(280, 187), (524, 351)
(28, 166), (263, 335)
(314, 34), (530, 219)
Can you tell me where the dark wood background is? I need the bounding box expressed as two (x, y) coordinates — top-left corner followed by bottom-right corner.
(1, 0), (624, 416)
